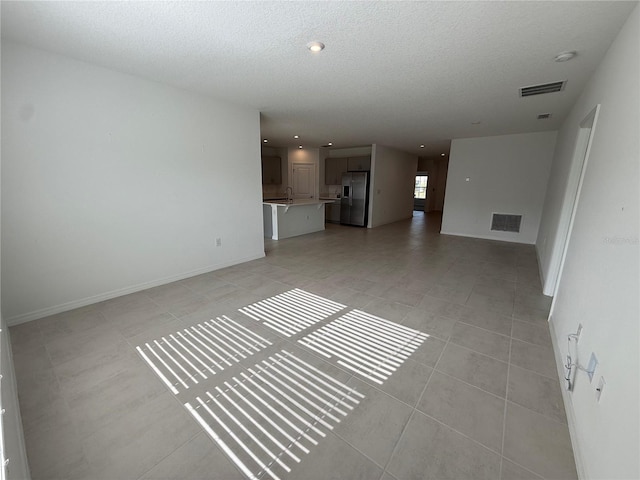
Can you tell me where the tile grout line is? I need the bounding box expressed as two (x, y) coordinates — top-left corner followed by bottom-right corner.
(39, 311), (135, 477)
(379, 325), (450, 477)
(14, 221), (564, 480)
(500, 455), (545, 480)
(409, 409), (505, 457)
(499, 318), (514, 480)
(455, 318), (513, 339)
(134, 422), (203, 480)
(139, 302), (566, 475)
(437, 341), (509, 368)
(429, 368), (507, 403)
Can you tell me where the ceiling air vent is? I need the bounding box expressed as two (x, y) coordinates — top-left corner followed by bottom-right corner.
(537, 113), (552, 120)
(491, 213), (522, 233)
(519, 80), (566, 97)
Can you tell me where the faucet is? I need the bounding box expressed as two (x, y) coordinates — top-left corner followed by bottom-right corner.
(285, 186), (293, 203)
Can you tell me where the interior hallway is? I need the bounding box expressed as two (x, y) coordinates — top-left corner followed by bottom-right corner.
(9, 212), (576, 480)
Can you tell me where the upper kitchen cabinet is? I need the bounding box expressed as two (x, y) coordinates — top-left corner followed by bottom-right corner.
(347, 155), (371, 171)
(325, 157), (348, 185)
(261, 156), (282, 185)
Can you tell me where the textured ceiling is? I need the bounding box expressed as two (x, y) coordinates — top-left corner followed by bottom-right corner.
(1, 1), (637, 156)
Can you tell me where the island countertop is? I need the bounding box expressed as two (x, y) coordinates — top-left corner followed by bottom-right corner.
(262, 198), (337, 206)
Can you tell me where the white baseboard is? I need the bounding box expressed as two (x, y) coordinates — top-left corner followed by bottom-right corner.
(5, 252), (265, 326)
(548, 318), (586, 480)
(534, 244), (554, 298)
(439, 229), (535, 245)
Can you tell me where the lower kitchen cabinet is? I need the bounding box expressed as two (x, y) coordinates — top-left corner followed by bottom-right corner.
(325, 202), (341, 223)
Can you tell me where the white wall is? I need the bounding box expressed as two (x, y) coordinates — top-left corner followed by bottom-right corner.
(1, 42), (265, 324)
(441, 132), (556, 244)
(540, 6), (639, 479)
(369, 144), (417, 228)
(0, 111), (31, 478)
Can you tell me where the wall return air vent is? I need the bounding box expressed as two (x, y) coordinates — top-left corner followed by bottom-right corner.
(491, 213), (522, 233)
(519, 80), (566, 97)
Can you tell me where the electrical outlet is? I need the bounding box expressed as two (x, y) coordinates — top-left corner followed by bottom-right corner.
(215, 237), (222, 247)
(595, 376), (605, 402)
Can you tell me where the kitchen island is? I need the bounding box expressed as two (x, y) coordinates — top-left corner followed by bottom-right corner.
(263, 199), (337, 240)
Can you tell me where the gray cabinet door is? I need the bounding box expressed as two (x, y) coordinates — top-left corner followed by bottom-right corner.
(347, 156), (371, 171)
(325, 157), (347, 184)
(261, 156), (282, 184)
(325, 203), (340, 223)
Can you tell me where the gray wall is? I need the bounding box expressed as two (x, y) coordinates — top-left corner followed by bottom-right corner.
(369, 145), (418, 227)
(417, 156), (449, 212)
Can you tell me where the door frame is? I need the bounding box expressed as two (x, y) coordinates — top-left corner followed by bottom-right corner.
(413, 172), (429, 211)
(547, 104), (600, 301)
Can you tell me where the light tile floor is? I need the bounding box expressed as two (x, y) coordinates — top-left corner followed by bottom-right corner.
(10, 212), (577, 480)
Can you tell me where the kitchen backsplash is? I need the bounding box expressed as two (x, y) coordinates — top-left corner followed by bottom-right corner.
(322, 185), (342, 196)
(262, 184), (285, 198)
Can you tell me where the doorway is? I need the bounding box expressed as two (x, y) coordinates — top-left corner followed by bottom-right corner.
(414, 174), (428, 211)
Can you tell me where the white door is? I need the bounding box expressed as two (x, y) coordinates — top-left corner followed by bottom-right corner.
(292, 163), (315, 199)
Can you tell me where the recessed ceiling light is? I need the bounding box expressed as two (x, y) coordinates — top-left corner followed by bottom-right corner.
(293, 135), (299, 139)
(420, 145), (425, 148)
(555, 51), (577, 62)
(298, 145), (303, 149)
(307, 41), (325, 53)
(441, 153), (446, 156)
(263, 139), (268, 143)
(328, 142), (333, 146)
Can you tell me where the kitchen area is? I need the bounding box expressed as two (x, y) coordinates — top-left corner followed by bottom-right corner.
(261, 143), (436, 239)
(261, 145), (374, 240)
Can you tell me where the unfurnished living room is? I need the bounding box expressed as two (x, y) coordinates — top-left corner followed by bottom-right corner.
(0, 2), (638, 480)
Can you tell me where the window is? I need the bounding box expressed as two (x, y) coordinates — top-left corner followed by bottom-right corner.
(414, 175), (428, 199)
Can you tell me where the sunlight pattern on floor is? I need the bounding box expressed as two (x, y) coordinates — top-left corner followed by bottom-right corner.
(298, 310), (429, 385)
(136, 315), (272, 394)
(238, 288), (346, 337)
(184, 350), (364, 480)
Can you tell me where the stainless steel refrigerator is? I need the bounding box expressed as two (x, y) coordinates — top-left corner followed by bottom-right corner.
(340, 172), (369, 227)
